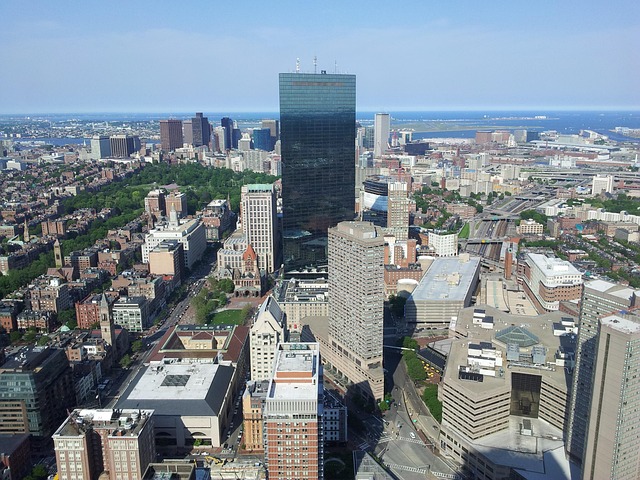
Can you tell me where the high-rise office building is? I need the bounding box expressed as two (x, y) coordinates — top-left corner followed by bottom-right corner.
(327, 221), (385, 401)
(582, 312), (640, 480)
(241, 183), (278, 274)
(90, 135), (111, 159)
(279, 72), (356, 273)
(221, 117), (234, 151)
(387, 181), (409, 241)
(252, 128), (273, 151)
(374, 113), (390, 158)
(159, 119), (183, 151)
(190, 112), (211, 147)
(109, 135), (139, 158)
(566, 279), (639, 464)
(0, 346), (75, 438)
(183, 120), (193, 146)
(263, 343), (323, 479)
(262, 119), (279, 144)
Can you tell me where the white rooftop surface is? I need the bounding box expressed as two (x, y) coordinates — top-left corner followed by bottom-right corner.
(270, 350), (319, 401)
(127, 363), (219, 401)
(527, 253), (581, 277)
(410, 256), (480, 301)
(584, 278), (638, 300)
(601, 313), (640, 334)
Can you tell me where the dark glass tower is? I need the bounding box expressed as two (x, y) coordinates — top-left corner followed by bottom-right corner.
(279, 72), (356, 274)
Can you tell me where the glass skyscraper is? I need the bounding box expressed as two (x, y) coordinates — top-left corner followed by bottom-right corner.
(279, 72), (356, 274)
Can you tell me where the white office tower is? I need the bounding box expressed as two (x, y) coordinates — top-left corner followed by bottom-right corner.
(374, 113), (390, 158)
(249, 296), (286, 381)
(241, 183), (278, 274)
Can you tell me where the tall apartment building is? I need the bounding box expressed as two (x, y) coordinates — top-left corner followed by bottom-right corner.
(0, 346), (75, 438)
(374, 113), (390, 158)
(53, 408), (155, 480)
(165, 191), (188, 219)
(160, 119), (183, 151)
(90, 136), (111, 159)
(190, 112), (211, 147)
(591, 174), (614, 195)
(241, 183), (278, 274)
(327, 221), (385, 401)
(263, 343), (323, 480)
(249, 296), (286, 381)
(582, 312), (640, 480)
(566, 279), (639, 464)
(387, 181), (409, 240)
(520, 253), (583, 313)
(280, 72), (356, 274)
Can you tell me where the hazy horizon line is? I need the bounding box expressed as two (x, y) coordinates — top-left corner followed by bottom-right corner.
(1, 107), (640, 117)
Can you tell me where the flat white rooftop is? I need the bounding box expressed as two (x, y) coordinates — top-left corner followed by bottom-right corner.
(127, 362), (219, 401)
(527, 253), (581, 277)
(410, 256), (480, 302)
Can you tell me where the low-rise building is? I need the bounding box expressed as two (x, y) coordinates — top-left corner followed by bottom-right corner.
(53, 408), (155, 480)
(405, 255), (481, 327)
(112, 296), (150, 333)
(519, 253), (583, 313)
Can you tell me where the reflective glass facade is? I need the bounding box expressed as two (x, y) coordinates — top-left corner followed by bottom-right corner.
(279, 72), (356, 273)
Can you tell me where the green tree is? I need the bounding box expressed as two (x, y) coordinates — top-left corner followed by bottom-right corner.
(131, 340), (143, 353)
(218, 278), (235, 294)
(119, 354), (132, 369)
(30, 464), (48, 479)
(10, 330), (21, 343)
(37, 335), (50, 346)
(58, 308), (77, 329)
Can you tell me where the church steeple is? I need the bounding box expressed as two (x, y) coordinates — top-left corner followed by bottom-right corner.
(54, 238), (63, 268)
(99, 293), (117, 357)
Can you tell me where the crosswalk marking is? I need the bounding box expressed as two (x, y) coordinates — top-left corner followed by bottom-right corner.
(386, 463), (429, 474)
(399, 435), (425, 445)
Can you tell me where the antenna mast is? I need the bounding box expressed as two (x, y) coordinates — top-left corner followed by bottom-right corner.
(295, 58), (300, 73)
(313, 55), (317, 74)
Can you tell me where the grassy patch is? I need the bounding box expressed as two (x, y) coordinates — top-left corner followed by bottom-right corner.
(458, 222), (470, 239)
(421, 384), (442, 423)
(210, 309), (244, 325)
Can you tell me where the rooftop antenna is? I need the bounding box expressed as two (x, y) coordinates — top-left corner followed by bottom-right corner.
(334, 60), (338, 74)
(313, 55), (317, 74)
(295, 58), (300, 73)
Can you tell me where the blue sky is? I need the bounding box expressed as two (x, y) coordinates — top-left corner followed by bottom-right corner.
(1, 0), (638, 113)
